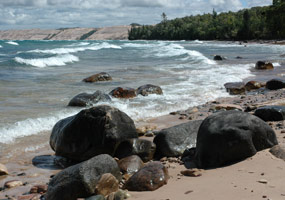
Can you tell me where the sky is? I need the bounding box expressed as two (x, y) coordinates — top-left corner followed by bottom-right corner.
(0, 0), (272, 30)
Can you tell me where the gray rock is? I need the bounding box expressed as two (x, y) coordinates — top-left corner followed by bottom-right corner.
(269, 145), (285, 161)
(137, 84), (163, 96)
(254, 106), (285, 121)
(266, 79), (285, 90)
(45, 154), (121, 200)
(153, 120), (203, 158)
(195, 111), (278, 169)
(85, 195), (105, 200)
(68, 91), (111, 107)
(50, 105), (138, 162)
(114, 139), (156, 162)
(224, 82), (245, 95)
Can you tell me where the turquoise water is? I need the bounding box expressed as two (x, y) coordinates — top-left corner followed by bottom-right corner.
(0, 40), (284, 144)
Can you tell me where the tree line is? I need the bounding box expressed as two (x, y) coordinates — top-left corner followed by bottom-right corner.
(128, 1), (285, 40)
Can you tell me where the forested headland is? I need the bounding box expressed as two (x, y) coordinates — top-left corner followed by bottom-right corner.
(128, 0), (285, 40)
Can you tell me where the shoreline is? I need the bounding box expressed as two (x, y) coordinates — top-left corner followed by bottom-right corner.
(1, 63), (285, 199)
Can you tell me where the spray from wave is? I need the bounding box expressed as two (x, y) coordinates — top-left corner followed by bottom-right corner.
(14, 54), (79, 68)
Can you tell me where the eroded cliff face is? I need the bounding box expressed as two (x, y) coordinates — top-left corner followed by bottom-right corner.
(0, 26), (131, 40)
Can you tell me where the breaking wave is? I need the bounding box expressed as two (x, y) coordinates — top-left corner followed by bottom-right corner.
(14, 54), (79, 68)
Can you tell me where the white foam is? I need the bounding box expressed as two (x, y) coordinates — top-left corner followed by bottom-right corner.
(0, 109), (80, 144)
(0, 45), (2, 48)
(66, 42), (90, 47)
(6, 41), (19, 46)
(273, 62), (281, 67)
(194, 40), (203, 44)
(28, 42), (121, 55)
(14, 54), (79, 68)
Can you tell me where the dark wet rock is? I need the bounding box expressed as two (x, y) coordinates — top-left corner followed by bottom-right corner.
(124, 161), (169, 191)
(154, 120), (203, 158)
(213, 55), (223, 60)
(137, 84), (163, 96)
(255, 61), (274, 70)
(254, 106), (285, 121)
(266, 79), (285, 90)
(245, 81), (263, 91)
(195, 111), (278, 169)
(50, 105), (137, 162)
(4, 180), (23, 188)
(45, 154), (121, 200)
(109, 87), (136, 99)
(224, 82), (245, 95)
(83, 72), (112, 83)
(114, 139), (155, 162)
(117, 155), (144, 175)
(95, 173), (119, 197)
(30, 184), (48, 194)
(68, 91), (111, 107)
(236, 56), (243, 59)
(0, 163), (8, 176)
(269, 145), (285, 161)
(85, 195), (105, 200)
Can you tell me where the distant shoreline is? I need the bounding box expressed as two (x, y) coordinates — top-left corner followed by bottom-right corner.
(0, 25), (131, 41)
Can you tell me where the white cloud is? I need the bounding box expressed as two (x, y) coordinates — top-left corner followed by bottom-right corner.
(0, 0), (272, 30)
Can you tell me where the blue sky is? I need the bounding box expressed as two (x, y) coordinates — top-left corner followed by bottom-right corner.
(0, 0), (272, 30)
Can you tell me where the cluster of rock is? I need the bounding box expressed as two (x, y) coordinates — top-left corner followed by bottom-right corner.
(222, 60), (285, 95)
(68, 72), (163, 107)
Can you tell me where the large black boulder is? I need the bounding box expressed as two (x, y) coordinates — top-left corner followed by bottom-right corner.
(50, 105), (138, 162)
(68, 91), (111, 107)
(195, 111), (278, 169)
(45, 154), (121, 200)
(266, 79), (285, 90)
(154, 120), (203, 158)
(254, 106), (285, 121)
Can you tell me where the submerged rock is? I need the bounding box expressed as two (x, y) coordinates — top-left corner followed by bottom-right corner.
(68, 91), (111, 107)
(224, 82), (245, 95)
(137, 84), (163, 96)
(83, 72), (112, 83)
(195, 111), (278, 169)
(45, 154), (121, 200)
(114, 139), (156, 162)
(50, 105), (137, 162)
(255, 61), (274, 70)
(254, 106), (285, 121)
(154, 120), (203, 158)
(109, 87), (137, 99)
(266, 79), (285, 90)
(117, 155), (144, 175)
(124, 161), (169, 191)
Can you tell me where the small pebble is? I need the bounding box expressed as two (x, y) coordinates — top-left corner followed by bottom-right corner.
(258, 179), (268, 184)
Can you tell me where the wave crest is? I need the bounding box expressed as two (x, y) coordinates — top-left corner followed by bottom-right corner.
(6, 41), (19, 46)
(14, 54), (79, 68)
